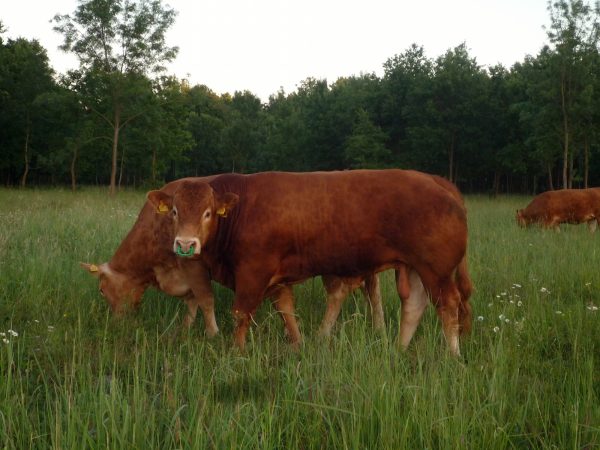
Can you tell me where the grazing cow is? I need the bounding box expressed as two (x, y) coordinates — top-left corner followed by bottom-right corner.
(81, 177), (384, 343)
(147, 170), (471, 355)
(516, 189), (600, 232)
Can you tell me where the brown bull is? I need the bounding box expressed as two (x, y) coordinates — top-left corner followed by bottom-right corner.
(81, 177), (384, 343)
(148, 170), (471, 355)
(516, 188), (600, 231)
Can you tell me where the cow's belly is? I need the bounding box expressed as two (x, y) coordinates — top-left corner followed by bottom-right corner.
(154, 266), (191, 297)
(271, 246), (401, 286)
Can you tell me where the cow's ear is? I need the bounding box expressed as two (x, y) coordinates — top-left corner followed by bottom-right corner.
(215, 192), (239, 218)
(80, 262), (102, 278)
(147, 190), (173, 215)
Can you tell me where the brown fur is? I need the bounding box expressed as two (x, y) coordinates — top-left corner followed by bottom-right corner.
(516, 188), (600, 231)
(154, 170), (471, 355)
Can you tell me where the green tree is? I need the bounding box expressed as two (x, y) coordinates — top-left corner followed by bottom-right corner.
(344, 108), (390, 168)
(53, 0), (178, 195)
(0, 37), (55, 186)
(546, 0), (600, 188)
(430, 43), (489, 183)
(219, 91), (264, 173)
(184, 84), (228, 176)
(382, 44), (433, 166)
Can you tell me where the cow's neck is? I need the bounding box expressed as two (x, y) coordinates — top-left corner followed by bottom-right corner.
(110, 203), (171, 284)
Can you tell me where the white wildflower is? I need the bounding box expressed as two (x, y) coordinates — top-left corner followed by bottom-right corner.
(585, 282), (592, 287)
(493, 326), (500, 333)
(477, 316), (484, 321)
(2, 338), (8, 344)
(499, 314), (506, 321)
(586, 305), (598, 311)
(540, 287), (549, 293)
(501, 292), (507, 296)
(8, 330), (18, 337)
(512, 283), (522, 289)
(517, 301), (523, 307)
(555, 310), (563, 315)
(47, 326), (55, 332)
(0, 332), (5, 337)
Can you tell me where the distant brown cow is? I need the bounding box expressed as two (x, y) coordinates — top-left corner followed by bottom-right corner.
(516, 189), (600, 231)
(148, 170), (471, 355)
(81, 177), (385, 343)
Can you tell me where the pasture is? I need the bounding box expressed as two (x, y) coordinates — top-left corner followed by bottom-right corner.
(0, 188), (598, 449)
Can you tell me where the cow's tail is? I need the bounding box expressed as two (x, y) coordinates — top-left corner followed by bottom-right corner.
(456, 255), (473, 335)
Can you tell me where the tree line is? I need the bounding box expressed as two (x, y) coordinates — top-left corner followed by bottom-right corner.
(1, 0), (600, 194)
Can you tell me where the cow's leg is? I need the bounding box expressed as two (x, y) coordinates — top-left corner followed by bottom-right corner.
(549, 217), (561, 231)
(318, 275), (353, 337)
(397, 269), (428, 350)
(232, 308), (252, 351)
(588, 219), (597, 233)
(182, 293), (198, 327)
(428, 275), (462, 357)
(232, 282), (268, 350)
(270, 285), (302, 348)
(179, 261), (219, 337)
(363, 274), (385, 331)
(456, 257), (473, 335)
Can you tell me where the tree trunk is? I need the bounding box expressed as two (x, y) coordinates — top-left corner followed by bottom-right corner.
(560, 70), (569, 190)
(584, 137), (589, 189)
(20, 122), (30, 188)
(152, 148), (157, 183)
(568, 149), (574, 189)
(71, 143), (78, 191)
(118, 144), (126, 190)
(109, 107), (121, 196)
(493, 171), (500, 197)
(448, 132), (455, 183)
(548, 164), (554, 190)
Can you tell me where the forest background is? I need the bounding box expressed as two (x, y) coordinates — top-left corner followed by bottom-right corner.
(1, 0), (600, 195)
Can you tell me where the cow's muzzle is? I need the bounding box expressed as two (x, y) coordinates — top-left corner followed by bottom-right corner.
(174, 237), (201, 257)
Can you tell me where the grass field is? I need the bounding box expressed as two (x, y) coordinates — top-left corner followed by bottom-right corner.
(0, 188), (598, 449)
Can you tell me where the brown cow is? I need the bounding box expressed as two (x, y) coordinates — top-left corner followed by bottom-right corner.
(516, 188), (600, 231)
(81, 177), (385, 343)
(148, 170), (471, 355)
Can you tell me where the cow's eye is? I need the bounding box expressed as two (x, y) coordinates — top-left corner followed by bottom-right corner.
(204, 210), (211, 219)
(172, 207), (178, 217)
(99, 288), (105, 297)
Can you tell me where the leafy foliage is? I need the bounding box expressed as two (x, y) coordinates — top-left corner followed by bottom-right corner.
(1, 0), (600, 193)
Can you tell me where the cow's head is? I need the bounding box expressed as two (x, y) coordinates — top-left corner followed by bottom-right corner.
(515, 209), (527, 227)
(146, 181), (239, 257)
(80, 262), (144, 315)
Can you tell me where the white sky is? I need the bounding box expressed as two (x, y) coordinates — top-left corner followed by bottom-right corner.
(3, 0), (549, 102)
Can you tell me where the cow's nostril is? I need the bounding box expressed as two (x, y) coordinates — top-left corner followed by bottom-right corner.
(175, 239), (197, 257)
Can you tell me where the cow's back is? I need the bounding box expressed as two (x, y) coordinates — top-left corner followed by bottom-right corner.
(209, 170), (466, 284)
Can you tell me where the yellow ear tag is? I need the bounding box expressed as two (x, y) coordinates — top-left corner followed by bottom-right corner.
(89, 264), (99, 273)
(216, 206), (227, 218)
(158, 201), (169, 214)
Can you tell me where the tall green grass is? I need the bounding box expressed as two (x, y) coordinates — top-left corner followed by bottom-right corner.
(0, 189), (598, 449)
